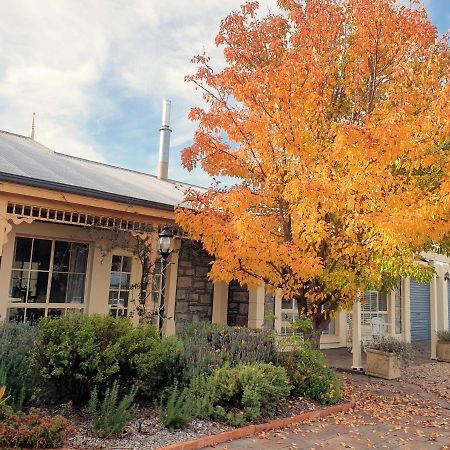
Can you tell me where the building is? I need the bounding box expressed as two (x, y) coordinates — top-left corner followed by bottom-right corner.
(0, 120), (449, 363)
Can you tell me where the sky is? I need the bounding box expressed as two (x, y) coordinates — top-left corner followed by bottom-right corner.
(0, 0), (448, 187)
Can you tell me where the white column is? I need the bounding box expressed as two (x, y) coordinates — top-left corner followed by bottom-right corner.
(0, 199), (9, 321)
(248, 283), (265, 328)
(212, 281), (229, 325)
(430, 271), (438, 360)
(274, 289), (282, 334)
(389, 291), (396, 336)
(435, 264), (448, 332)
(403, 278), (411, 342)
(352, 299), (363, 370)
(163, 239), (180, 336)
(0, 198), (8, 259)
(443, 266), (450, 331)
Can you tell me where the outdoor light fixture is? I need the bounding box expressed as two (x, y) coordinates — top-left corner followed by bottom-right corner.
(158, 225), (174, 335)
(445, 272), (450, 282)
(159, 226), (174, 259)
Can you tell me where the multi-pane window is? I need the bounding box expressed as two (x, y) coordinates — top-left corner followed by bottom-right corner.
(7, 237), (88, 323)
(279, 299), (336, 336)
(108, 255), (132, 317)
(361, 291), (388, 325)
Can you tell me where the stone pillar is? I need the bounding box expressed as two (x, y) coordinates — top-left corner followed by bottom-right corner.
(212, 281), (228, 324)
(163, 238), (180, 336)
(352, 299), (363, 370)
(248, 283), (265, 329)
(430, 271), (438, 360)
(403, 278), (411, 342)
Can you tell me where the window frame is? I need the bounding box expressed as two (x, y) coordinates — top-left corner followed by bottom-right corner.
(108, 254), (133, 318)
(7, 235), (91, 323)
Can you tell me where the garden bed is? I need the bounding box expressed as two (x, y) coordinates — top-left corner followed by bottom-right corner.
(1, 319), (346, 450)
(63, 395), (321, 449)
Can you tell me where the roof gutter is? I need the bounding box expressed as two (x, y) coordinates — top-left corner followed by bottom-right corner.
(0, 172), (176, 212)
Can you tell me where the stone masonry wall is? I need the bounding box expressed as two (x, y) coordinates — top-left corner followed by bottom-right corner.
(175, 240), (214, 333)
(227, 280), (249, 326)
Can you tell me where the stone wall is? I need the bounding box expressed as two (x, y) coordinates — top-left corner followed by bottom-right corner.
(227, 280), (249, 326)
(174, 240), (214, 333)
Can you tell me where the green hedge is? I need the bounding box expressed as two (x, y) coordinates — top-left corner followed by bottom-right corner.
(33, 315), (159, 403)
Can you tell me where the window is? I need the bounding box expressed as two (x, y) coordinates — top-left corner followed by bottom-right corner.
(7, 237), (88, 323)
(108, 255), (132, 317)
(279, 299), (336, 336)
(280, 298), (299, 335)
(361, 290), (388, 325)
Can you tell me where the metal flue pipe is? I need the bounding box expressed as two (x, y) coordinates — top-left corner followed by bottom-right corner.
(157, 99), (172, 180)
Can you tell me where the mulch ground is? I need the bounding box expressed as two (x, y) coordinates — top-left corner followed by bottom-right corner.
(63, 395), (319, 449)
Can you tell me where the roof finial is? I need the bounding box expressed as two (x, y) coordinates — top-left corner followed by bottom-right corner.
(31, 112), (36, 140)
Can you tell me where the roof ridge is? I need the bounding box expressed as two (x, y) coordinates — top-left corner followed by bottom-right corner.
(54, 151), (161, 180)
(54, 152), (202, 188)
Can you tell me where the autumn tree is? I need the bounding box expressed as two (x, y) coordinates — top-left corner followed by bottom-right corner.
(176, 0), (449, 345)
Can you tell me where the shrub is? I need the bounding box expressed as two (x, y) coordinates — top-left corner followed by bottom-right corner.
(369, 336), (414, 368)
(160, 363), (290, 430)
(159, 383), (197, 431)
(0, 322), (39, 410)
(33, 315), (158, 403)
(134, 336), (184, 397)
(279, 341), (341, 405)
(87, 381), (137, 438)
(180, 323), (278, 382)
(205, 363), (291, 423)
(437, 330), (450, 342)
(0, 408), (69, 448)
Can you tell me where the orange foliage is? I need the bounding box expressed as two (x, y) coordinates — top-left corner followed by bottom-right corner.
(176, 0), (449, 332)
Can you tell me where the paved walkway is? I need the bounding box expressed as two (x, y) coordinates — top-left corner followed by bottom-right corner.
(208, 368), (450, 450)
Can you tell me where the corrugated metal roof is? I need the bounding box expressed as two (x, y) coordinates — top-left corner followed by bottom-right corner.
(0, 130), (197, 211)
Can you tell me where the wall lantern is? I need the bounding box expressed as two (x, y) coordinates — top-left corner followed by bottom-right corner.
(444, 272), (450, 282)
(159, 226), (174, 259)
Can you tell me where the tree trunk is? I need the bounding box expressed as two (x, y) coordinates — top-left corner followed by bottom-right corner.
(295, 295), (332, 350)
(139, 255), (151, 322)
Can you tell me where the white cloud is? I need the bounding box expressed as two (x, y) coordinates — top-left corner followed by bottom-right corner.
(0, 0), (274, 179)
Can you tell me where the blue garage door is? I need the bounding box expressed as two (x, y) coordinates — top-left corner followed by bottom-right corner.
(410, 280), (431, 341)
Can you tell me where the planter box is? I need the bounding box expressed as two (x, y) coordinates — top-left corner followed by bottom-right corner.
(437, 341), (450, 362)
(365, 348), (401, 380)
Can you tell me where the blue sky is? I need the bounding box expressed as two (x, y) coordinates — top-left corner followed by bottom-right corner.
(0, 0), (448, 187)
